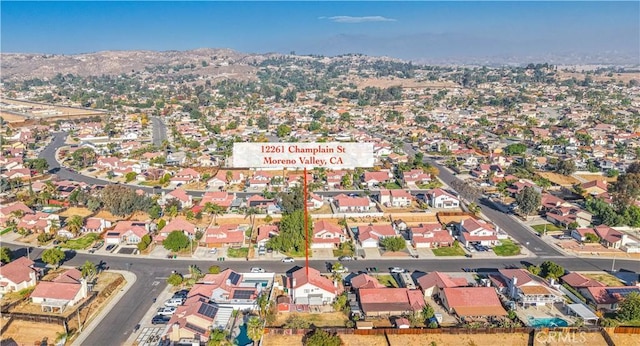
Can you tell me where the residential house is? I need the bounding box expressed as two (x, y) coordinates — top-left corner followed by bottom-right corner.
(333, 194), (373, 213)
(427, 188), (460, 209)
(162, 188), (193, 209)
(489, 269), (564, 307)
(308, 193), (324, 210)
(326, 170), (348, 189)
(379, 189), (413, 208)
(417, 271), (471, 298)
(170, 168), (201, 185)
(166, 297), (233, 343)
(410, 224), (454, 248)
(358, 288), (426, 317)
(571, 225), (629, 249)
(311, 220), (348, 249)
(580, 286), (640, 312)
(363, 171), (392, 188)
(288, 267), (340, 305)
(156, 218), (197, 243)
(456, 218), (500, 247)
(358, 224), (397, 248)
(30, 268), (89, 313)
(199, 191), (235, 210)
(256, 225), (279, 247)
(188, 269), (274, 310)
(349, 273), (385, 291)
(581, 180), (608, 196)
(402, 169), (431, 186)
(0, 202), (33, 227)
(545, 206), (593, 228)
(83, 217), (111, 234)
(17, 212), (59, 234)
(202, 224), (246, 248)
(106, 221), (149, 245)
(0, 257), (38, 297)
(561, 273), (605, 290)
(441, 287), (507, 318)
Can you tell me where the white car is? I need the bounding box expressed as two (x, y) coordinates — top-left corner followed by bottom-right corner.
(157, 306), (176, 316)
(390, 267), (405, 273)
(332, 266), (348, 274)
(209, 248), (218, 254)
(281, 257), (295, 263)
(250, 267), (266, 273)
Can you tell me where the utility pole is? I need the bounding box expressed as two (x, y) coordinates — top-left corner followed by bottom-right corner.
(611, 255), (616, 272)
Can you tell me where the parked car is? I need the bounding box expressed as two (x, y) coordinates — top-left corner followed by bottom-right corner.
(105, 244), (118, 252)
(250, 267), (266, 273)
(208, 248), (218, 254)
(390, 267), (405, 273)
(164, 298), (185, 307)
(282, 257), (295, 263)
(332, 265), (349, 274)
(151, 315), (171, 325)
(338, 256), (353, 261)
(157, 306), (176, 316)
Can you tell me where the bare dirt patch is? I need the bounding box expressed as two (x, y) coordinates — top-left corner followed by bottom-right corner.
(262, 334), (303, 345)
(575, 174), (618, 183)
(353, 77), (458, 89)
(272, 312), (348, 328)
(388, 333), (530, 346)
(1, 319), (64, 345)
(609, 333), (640, 346)
(557, 71), (640, 84)
(92, 210), (124, 222)
(536, 172), (579, 186)
(340, 334), (388, 346)
(58, 207), (94, 218)
(532, 331), (607, 346)
(0, 111), (26, 123)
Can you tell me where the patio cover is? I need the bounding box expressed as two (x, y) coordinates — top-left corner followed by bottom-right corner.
(567, 303), (599, 322)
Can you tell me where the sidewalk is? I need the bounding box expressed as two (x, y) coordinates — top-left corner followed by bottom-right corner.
(71, 270), (137, 346)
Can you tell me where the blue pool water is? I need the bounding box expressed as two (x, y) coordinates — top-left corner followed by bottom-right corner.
(235, 324), (252, 346)
(528, 317), (569, 328)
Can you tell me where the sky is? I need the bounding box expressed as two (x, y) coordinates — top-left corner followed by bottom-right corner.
(1, 1), (639, 61)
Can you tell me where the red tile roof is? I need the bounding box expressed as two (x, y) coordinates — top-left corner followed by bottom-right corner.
(31, 282), (81, 301)
(442, 287), (507, 317)
(0, 257), (35, 285)
(290, 267), (337, 295)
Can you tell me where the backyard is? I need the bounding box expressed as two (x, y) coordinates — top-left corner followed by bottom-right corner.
(271, 312), (349, 328)
(492, 239), (521, 256)
(61, 233), (100, 250)
(432, 245), (466, 256)
(376, 274), (399, 288)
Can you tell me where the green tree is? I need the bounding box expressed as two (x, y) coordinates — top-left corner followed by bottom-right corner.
(527, 265), (541, 276)
(515, 186), (541, 217)
(42, 248), (65, 267)
(25, 158), (49, 174)
(332, 293), (348, 312)
(246, 316), (264, 343)
(540, 261), (565, 279)
(162, 231), (190, 252)
(157, 219), (167, 230)
(284, 314), (311, 329)
(610, 162), (640, 212)
(204, 202), (225, 225)
(555, 159), (577, 175)
(276, 124), (292, 138)
(267, 209), (312, 253)
(125, 171), (137, 182)
(167, 273), (183, 286)
(380, 236), (406, 252)
(0, 247), (12, 264)
(66, 215), (84, 236)
(137, 234), (152, 251)
(80, 260), (97, 279)
(303, 329), (341, 346)
(584, 233), (600, 243)
(504, 143), (527, 156)
(617, 291), (640, 321)
(208, 265), (221, 274)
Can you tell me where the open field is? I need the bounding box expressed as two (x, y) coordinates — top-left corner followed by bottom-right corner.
(262, 334), (303, 345)
(271, 312), (349, 328)
(610, 332), (640, 346)
(557, 70), (640, 83)
(353, 77), (459, 89)
(536, 172), (580, 186)
(58, 207), (94, 218)
(533, 331), (607, 346)
(0, 111), (27, 123)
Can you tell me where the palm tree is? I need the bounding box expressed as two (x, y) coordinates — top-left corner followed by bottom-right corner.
(81, 260), (97, 280)
(66, 215), (84, 236)
(243, 207), (260, 256)
(204, 202), (224, 225)
(246, 316), (264, 345)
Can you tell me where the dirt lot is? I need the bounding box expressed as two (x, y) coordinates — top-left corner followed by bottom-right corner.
(536, 172), (580, 186)
(0, 111), (26, 123)
(352, 77), (459, 89)
(609, 333), (640, 346)
(575, 174), (618, 183)
(59, 207), (94, 218)
(340, 334), (388, 346)
(1, 319), (64, 345)
(532, 331), (607, 346)
(388, 333), (531, 346)
(272, 312), (349, 328)
(557, 70), (640, 83)
(262, 334), (303, 345)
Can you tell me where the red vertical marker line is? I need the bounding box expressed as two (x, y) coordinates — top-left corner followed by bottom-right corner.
(304, 167), (309, 276)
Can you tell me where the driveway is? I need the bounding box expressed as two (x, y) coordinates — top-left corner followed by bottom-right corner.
(311, 248), (334, 259)
(363, 247), (382, 259)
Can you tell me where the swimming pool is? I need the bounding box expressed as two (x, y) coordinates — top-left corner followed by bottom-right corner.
(234, 324), (252, 346)
(528, 317), (569, 328)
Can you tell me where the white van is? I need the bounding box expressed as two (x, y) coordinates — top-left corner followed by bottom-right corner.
(164, 297), (185, 307)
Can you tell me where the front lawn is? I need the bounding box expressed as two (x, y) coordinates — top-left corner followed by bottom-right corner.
(492, 239), (521, 256)
(383, 181), (402, 189)
(61, 233), (100, 250)
(377, 274), (398, 288)
(333, 243), (355, 257)
(432, 245), (466, 256)
(531, 223), (563, 234)
(226, 247), (249, 258)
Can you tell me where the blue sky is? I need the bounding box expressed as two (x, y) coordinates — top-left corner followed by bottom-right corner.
(1, 1), (638, 60)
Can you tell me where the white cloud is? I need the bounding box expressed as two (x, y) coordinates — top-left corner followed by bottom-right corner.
(320, 16), (396, 24)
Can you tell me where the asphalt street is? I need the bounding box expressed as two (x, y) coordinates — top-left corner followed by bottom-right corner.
(150, 116), (167, 147)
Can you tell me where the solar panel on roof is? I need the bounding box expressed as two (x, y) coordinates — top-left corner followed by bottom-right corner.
(232, 290), (254, 300)
(228, 272), (241, 285)
(606, 287), (640, 297)
(197, 303), (219, 318)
